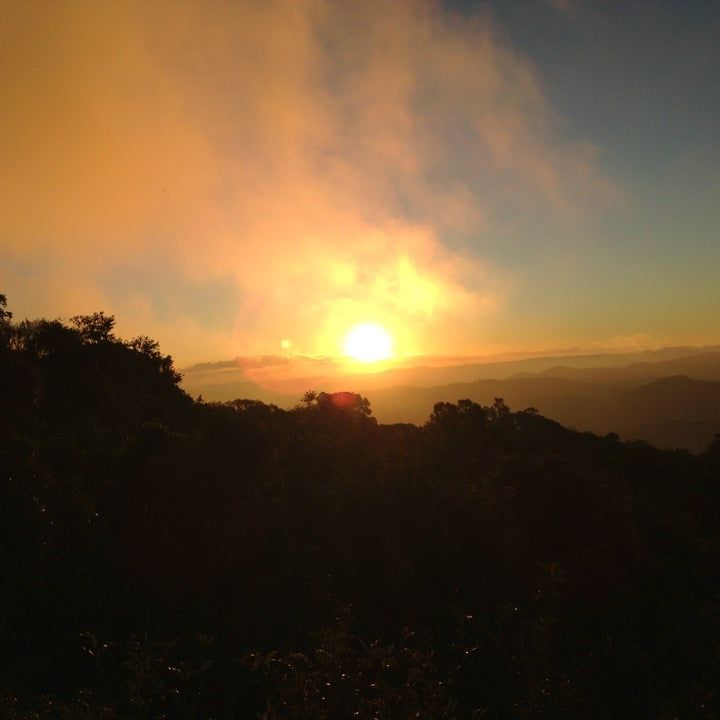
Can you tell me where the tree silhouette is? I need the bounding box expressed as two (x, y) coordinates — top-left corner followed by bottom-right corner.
(70, 311), (116, 343)
(0, 293), (12, 322)
(316, 390), (372, 415)
(1, 301), (720, 718)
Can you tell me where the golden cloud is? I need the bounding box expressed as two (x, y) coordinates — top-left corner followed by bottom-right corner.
(0, 0), (613, 363)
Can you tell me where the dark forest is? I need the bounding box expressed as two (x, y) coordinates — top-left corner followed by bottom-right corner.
(2, 295), (720, 719)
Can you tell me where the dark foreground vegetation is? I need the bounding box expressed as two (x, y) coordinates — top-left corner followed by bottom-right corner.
(2, 294), (720, 719)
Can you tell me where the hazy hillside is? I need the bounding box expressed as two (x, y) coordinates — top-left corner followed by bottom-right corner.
(182, 350), (720, 451)
(180, 346), (720, 401)
(370, 377), (616, 430)
(513, 351), (720, 383)
(368, 374), (720, 452)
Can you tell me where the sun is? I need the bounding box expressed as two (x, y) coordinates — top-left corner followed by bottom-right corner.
(343, 323), (394, 363)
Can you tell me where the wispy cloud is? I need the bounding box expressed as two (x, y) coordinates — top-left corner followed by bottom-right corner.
(0, 0), (612, 363)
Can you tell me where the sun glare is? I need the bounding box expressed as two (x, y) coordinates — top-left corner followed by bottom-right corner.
(343, 323), (394, 363)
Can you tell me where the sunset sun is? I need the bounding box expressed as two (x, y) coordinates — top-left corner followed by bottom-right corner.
(343, 323), (394, 363)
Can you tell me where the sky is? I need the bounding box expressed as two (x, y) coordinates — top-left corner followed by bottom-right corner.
(1, 0), (719, 367)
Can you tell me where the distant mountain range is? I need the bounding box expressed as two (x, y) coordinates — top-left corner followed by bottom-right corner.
(512, 351), (720, 383)
(181, 347), (720, 452)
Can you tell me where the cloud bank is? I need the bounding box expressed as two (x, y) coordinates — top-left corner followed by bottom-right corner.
(0, 0), (612, 363)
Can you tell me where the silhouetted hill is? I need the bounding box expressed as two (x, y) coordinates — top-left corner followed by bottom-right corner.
(614, 375), (720, 451)
(3, 299), (720, 717)
(368, 373), (720, 452)
(513, 351), (720, 383)
(180, 346), (720, 399)
(181, 350), (720, 451)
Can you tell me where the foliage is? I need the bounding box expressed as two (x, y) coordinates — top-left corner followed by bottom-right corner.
(1, 294), (720, 719)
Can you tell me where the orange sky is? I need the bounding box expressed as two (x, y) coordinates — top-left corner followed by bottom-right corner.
(2, 0), (718, 366)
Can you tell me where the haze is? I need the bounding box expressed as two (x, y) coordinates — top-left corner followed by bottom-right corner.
(2, 0), (719, 367)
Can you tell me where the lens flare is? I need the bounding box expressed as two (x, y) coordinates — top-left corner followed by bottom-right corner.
(343, 323), (394, 363)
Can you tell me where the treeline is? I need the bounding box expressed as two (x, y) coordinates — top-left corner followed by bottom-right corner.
(1, 296), (720, 718)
